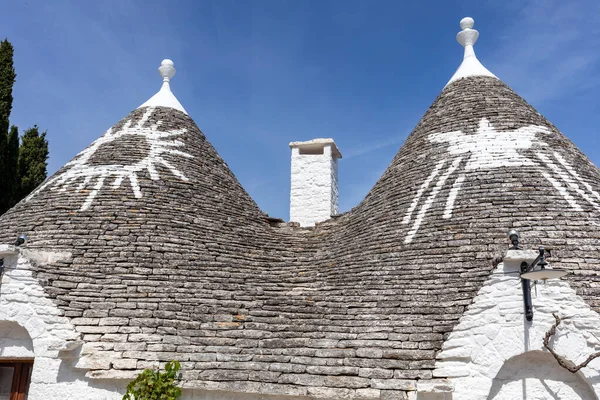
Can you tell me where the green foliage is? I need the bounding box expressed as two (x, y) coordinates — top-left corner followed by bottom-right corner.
(5, 125), (19, 203)
(0, 127), (6, 211)
(18, 125), (49, 199)
(0, 39), (15, 135)
(0, 39), (17, 215)
(0, 126), (19, 214)
(0, 39), (49, 215)
(123, 360), (182, 400)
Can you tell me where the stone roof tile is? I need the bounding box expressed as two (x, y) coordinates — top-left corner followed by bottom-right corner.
(2, 23), (600, 399)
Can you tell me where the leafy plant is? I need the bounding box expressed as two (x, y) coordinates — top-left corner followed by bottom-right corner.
(123, 360), (182, 400)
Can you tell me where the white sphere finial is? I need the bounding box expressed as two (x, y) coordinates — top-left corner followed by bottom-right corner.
(138, 59), (187, 113)
(460, 17), (475, 30)
(456, 17), (479, 47)
(158, 59), (176, 82)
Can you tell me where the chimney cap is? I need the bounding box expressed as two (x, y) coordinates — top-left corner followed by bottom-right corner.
(289, 138), (342, 159)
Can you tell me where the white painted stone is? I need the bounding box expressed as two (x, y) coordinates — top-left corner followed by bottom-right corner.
(25, 106), (193, 211)
(433, 248), (600, 399)
(428, 119), (551, 171)
(416, 379), (453, 393)
(554, 152), (600, 202)
(139, 59), (187, 114)
(402, 160), (445, 225)
(0, 320), (34, 358)
(446, 18), (497, 87)
(404, 118), (600, 243)
(538, 152), (600, 212)
(442, 174), (464, 219)
(0, 249), (128, 399)
(487, 351), (596, 399)
(405, 157), (462, 244)
(0, 247), (362, 400)
(0, 245), (18, 256)
(289, 138), (342, 227)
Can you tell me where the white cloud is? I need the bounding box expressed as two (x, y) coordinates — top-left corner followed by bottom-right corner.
(488, 0), (600, 104)
(343, 135), (405, 160)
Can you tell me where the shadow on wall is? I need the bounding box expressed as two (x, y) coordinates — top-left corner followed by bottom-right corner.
(181, 389), (315, 400)
(487, 351), (597, 400)
(54, 347), (128, 395)
(0, 320), (34, 358)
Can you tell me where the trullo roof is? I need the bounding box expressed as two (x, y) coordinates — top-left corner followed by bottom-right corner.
(1, 18), (599, 400)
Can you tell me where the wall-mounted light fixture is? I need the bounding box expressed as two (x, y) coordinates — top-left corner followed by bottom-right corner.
(509, 230), (568, 321)
(14, 234), (27, 247)
(508, 229), (520, 249)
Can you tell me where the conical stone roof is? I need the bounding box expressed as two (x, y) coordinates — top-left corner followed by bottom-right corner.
(0, 105), (271, 244)
(0, 60), (271, 247)
(326, 73), (600, 319)
(1, 21), (600, 399)
(325, 20), (600, 325)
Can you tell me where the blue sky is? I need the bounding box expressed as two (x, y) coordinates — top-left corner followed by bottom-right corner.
(2, 0), (599, 220)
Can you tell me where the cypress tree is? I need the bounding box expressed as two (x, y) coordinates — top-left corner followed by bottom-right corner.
(0, 39), (15, 135)
(0, 39), (50, 215)
(6, 125), (19, 204)
(0, 130), (6, 213)
(18, 126), (49, 200)
(0, 39), (16, 214)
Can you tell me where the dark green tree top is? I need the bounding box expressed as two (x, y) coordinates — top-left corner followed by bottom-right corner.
(0, 39), (50, 216)
(0, 39), (16, 136)
(0, 126), (19, 215)
(5, 125), (19, 205)
(0, 39), (17, 215)
(18, 125), (49, 200)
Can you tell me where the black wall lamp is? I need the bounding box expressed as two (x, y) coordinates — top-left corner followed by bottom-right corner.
(508, 230), (568, 321)
(14, 234), (27, 247)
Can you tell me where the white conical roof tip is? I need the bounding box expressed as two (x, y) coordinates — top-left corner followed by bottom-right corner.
(138, 59), (187, 114)
(445, 17), (497, 87)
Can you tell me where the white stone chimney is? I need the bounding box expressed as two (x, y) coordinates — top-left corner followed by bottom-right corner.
(289, 138), (342, 227)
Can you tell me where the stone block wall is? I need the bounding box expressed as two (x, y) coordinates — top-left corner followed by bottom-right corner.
(0, 248), (450, 400)
(434, 249), (600, 399)
(0, 247), (126, 399)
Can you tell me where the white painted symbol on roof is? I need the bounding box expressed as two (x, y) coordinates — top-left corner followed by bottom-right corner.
(429, 118), (549, 170)
(403, 118), (600, 243)
(26, 106), (193, 211)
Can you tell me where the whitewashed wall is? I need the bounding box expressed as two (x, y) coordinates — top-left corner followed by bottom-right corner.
(0, 247), (127, 399)
(290, 142), (340, 227)
(4, 245), (600, 399)
(434, 249), (600, 399)
(0, 321), (34, 358)
(330, 152), (339, 217)
(0, 247), (333, 400)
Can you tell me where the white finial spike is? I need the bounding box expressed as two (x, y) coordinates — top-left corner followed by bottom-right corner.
(138, 59), (187, 114)
(445, 17), (497, 87)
